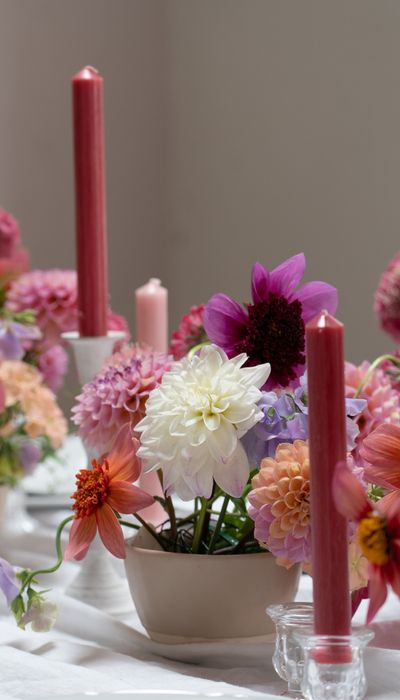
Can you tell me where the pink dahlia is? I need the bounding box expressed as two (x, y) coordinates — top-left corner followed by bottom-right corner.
(170, 304), (207, 360)
(72, 344), (172, 453)
(0, 208), (21, 257)
(37, 344), (69, 392)
(0, 209), (29, 284)
(7, 269), (130, 345)
(7, 270), (78, 342)
(248, 440), (311, 565)
(204, 253), (337, 390)
(345, 361), (400, 457)
(374, 252), (400, 342)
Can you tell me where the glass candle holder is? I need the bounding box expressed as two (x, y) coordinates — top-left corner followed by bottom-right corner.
(295, 629), (374, 700)
(266, 602), (314, 696)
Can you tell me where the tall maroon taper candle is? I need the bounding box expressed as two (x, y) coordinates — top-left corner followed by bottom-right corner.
(72, 66), (108, 337)
(306, 311), (351, 636)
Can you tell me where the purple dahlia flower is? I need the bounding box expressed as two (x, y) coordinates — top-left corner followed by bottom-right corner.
(204, 253), (338, 389)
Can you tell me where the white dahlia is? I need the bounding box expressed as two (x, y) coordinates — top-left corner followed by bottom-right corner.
(136, 345), (270, 500)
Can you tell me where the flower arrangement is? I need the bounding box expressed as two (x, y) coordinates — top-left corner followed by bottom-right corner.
(3, 250), (400, 632)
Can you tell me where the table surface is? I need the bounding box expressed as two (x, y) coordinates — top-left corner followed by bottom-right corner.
(1, 467), (400, 700)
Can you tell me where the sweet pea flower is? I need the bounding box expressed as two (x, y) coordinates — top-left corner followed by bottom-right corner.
(0, 319), (41, 361)
(0, 557), (19, 606)
(21, 598), (58, 632)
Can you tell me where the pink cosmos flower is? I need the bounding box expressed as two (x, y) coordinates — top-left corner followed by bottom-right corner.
(333, 462), (400, 623)
(170, 304), (207, 359)
(345, 361), (400, 458)
(374, 252), (400, 342)
(72, 344), (172, 454)
(360, 423), (400, 508)
(65, 425), (154, 561)
(204, 254), (337, 389)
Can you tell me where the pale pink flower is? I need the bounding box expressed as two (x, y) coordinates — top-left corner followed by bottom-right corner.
(374, 252), (400, 342)
(248, 440), (311, 565)
(170, 304), (207, 359)
(72, 344), (172, 454)
(345, 361), (400, 457)
(0, 361), (67, 449)
(37, 344), (69, 392)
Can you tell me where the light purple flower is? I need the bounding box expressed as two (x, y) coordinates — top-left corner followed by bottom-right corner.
(204, 253), (338, 389)
(17, 439), (42, 475)
(0, 557), (19, 606)
(0, 320), (41, 361)
(242, 373), (366, 466)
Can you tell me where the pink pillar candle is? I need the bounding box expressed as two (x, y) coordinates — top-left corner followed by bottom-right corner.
(72, 66), (108, 337)
(135, 278), (168, 353)
(306, 311), (351, 636)
(135, 278), (168, 524)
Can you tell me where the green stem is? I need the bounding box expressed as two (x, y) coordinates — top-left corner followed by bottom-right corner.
(20, 515), (73, 594)
(208, 494), (230, 554)
(188, 341), (211, 359)
(118, 520), (140, 530)
(354, 354), (400, 398)
(192, 498), (208, 554)
(157, 468), (177, 540)
(134, 512), (168, 550)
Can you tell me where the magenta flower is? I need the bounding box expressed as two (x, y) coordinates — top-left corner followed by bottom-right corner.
(204, 254), (338, 389)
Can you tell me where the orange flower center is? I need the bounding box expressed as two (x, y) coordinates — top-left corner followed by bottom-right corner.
(71, 459), (110, 518)
(357, 514), (390, 566)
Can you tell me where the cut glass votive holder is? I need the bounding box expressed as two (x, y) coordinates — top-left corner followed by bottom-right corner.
(266, 602), (314, 696)
(294, 629), (374, 700)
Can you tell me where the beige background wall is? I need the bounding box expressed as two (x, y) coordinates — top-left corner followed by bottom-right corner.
(1, 0), (400, 368)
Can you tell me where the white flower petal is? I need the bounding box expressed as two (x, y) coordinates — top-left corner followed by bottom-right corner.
(213, 442), (250, 498)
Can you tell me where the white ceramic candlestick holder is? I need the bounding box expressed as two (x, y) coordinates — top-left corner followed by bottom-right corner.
(62, 330), (134, 616)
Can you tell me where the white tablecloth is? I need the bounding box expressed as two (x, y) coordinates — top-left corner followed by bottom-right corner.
(1, 504), (400, 700)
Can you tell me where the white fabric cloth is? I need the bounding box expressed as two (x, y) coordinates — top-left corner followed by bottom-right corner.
(1, 505), (400, 700)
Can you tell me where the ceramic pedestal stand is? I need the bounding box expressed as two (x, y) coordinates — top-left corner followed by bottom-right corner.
(62, 331), (133, 616)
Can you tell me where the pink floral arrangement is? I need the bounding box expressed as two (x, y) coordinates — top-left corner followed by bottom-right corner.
(4, 251), (400, 631)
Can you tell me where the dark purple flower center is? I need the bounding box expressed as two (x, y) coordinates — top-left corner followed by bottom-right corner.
(234, 294), (305, 387)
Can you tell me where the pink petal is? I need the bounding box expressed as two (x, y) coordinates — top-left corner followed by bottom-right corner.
(108, 425), (141, 482)
(64, 515), (97, 561)
(295, 281), (338, 323)
(360, 424), (400, 489)
(96, 503), (126, 558)
(251, 262), (270, 304)
(107, 481), (155, 514)
(269, 253), (306, 297)
(378, 490), (400, 517)
(366, 568), (388, 624)
(204, 294), (248, 353)
(332, 463), (371, 521)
